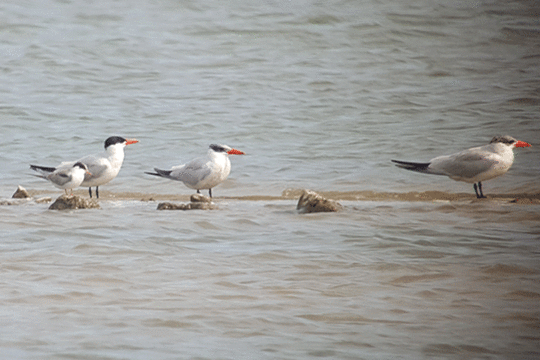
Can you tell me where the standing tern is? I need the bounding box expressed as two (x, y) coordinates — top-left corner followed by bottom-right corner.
(31, 162), (91, 195)
(145, 144), (245, 198)
(392, 135), (531, 198)
(30, 136), (139, 198)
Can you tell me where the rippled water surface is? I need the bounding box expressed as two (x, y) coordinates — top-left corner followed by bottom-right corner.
(1, 0), (539, 359)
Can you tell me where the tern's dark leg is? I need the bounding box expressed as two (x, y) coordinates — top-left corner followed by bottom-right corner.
(209, 188), (212, 198)
(89, 188), (92, 198)
(197, 189), (200, 194)
(473, 183), (486, 199)
(478, 182), (485, 198)
(96, 187), (99, 199)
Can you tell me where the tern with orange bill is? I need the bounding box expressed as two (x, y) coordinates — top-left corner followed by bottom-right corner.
(145, 144), (245, 198)
(392, 135), (531, 198)
(30, 136), (139, 198)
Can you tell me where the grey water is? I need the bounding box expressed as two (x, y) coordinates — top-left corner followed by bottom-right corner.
(1, 0), (539, 359)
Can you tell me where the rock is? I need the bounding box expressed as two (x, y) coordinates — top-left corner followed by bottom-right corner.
(157, 202), (191, 210)
(12, 185), (31, 199)
(35, 197), (53, 203)
(191, 194), (212, 203)
(189, 201), (216, 210)
(157, 195), (216, 211)
(48, 195), (101, 210)
(296, 190), (342, 214)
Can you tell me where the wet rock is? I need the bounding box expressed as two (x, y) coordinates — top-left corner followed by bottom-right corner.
(48, 195), (101, 210)
(157, 195), (216, 211)
(12, 185), (31, 199)
(296, 190), (342, 214)
(157, 202), (191, 210)
(191, 194), (212, 203)
(189, 201), (216, 210)
(36, 197), (52, 203)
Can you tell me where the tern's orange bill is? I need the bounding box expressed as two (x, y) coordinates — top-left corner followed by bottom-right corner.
(515, 140), (531, 148)
(227, 149), (245, 155)
(126, 139), (139, 146)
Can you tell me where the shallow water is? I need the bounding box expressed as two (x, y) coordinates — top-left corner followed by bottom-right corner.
(1, 198), (539, 359)
(1, 0), (539, 359)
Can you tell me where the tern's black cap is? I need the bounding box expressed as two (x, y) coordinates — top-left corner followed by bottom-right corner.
(104, 136), (127, 149)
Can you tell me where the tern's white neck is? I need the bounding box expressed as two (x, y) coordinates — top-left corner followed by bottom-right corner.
(208, 148), (231, 175)
(491, 142), (515, 158)
(208, 149), (228, 160)
(105, 143), (126, 166)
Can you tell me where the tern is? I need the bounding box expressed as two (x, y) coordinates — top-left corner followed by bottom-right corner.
(30, 136), (139, 198)
(392, 135), (531, 198)
(31, 162), (91, 195)
(145, 144), (245, 197)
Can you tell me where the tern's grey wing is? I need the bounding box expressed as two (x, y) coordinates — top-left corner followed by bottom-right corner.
(77, 155), (108, 181)
(86, 164), (108, 180)
(48, 172), (73, 187)
(432, 150), (495, 179)
(171, 158), (212, 187)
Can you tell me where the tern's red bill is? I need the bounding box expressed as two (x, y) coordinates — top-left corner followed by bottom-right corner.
(227, 148), (245, 155)
(126, 139), (139, 146)
(514, 140), (531, 148)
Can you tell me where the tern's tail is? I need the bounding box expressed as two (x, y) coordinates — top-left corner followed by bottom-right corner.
(391, 160), (431, 173)
(30, 164), (56, 175)
(145, 168), (173, 179)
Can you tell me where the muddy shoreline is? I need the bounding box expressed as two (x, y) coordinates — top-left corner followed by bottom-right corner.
(17, 188), (540, 204)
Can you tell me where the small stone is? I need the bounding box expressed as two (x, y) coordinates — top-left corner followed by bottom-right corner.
(12, 185), (30, 199)
(48, 195), (101, 210)
(157, 202), (191, 210)
(296, 190), (342, 214)
(35, 197), (52, 203)
(157, 196), (216, 211)
(191, 194), (212, 203)
(189, 201), (216, 210)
